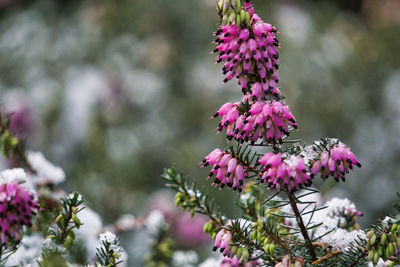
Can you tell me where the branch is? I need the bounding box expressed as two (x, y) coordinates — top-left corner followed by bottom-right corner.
(312, 251), (340, 265)
(163, 167), (224, 224)
(286, 192), (317, 261)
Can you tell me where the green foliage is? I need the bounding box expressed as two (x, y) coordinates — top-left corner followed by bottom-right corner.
(163, 166), (226, 224)
(38, 192), (85, 265)
(143, 226), (175, 267)
(96, 236), (123, 267)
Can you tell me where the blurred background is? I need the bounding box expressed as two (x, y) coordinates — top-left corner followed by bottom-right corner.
(0, 0), (399, 265)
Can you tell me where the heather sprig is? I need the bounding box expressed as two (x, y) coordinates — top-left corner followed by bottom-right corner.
(163, 0), (382, 266)
(96, 231), (124, 267)
(163, 166), (226, 225)
(47, 192), (84, 249)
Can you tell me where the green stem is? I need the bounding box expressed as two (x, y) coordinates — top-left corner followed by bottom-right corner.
(286, 192), (317, 261)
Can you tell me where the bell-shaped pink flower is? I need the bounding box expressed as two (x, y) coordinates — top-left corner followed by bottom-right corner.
(220, 255), (261, 267)
(212, 100), (297, 145)
(213, 228), (232, 255)
(212, 13), (280, 98)
(201, 149), (248, 192)
(310, 142), (361, 182)
(257, 153), (312, 192)
(0, 181), (39, 246)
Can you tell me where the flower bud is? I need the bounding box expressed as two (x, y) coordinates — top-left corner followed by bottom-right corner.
(282, 255), (291, 267)
(64, 234), (74, 249)
(373, 251), (379, 265)
(294, 258), (304, 267)
(222, 14), (228, 25)
(203, 222), (211, 233)
(234, 0), (241, 13)
(223, 0), (231, 13)
(72, 213), (81, 229)
(228, 11), (236, 25)
(235, 14), (241, 26)
(391, 224), (397, 233)
(385, 246), (390, 259)
(175, 192), (183, 206)
(10, 137), (18, 149)
(55, 214), (63, 223)
(381, 233), (387, 245)
(378, 245), (383, 257)
(245, 11), (250, 24)
(367, 251), (374, 261)
(240, 247), (249, 262)
(240, 10), (246, 23)
(391, 231), (397, 242)
(264, 243), (270, 254)
(218, 0), (224, 10)
(256, 231), (262, 242)
(370, 234), (377, 245)
(231, 245), (238, 255)
(389, 242), (395, 255)
(236, 246), (242, 259)
(268, 243), (275, 255)
(263, 237), (270, 247)
(367, 230), (375, 238)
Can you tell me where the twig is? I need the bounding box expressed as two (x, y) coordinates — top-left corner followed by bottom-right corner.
(312, 251), (340, 265)
(286, 192), (317, 261)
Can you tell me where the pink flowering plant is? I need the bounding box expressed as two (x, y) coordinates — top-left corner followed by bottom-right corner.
(0, 1), (398, 267)
(163, 0), (400, 266)
(0, 112), (127, 266)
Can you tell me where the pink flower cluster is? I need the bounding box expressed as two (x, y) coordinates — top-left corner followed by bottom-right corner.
(212, 100), (297, 144)
(201, 149), (247, 192)
(213, 227), (233, 256)
(310, 142), (361, 182)
(257, 153), (312, 192)
(221, 255), (261, 267)
(213, 14), (280, 97)
(0, 182), (39, 245)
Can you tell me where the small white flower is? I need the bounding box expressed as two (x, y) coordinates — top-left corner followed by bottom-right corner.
(99, 231), (117, 244)
(76, 206), (103, 259)
(27, 151), (65, 185)
(98, 231), (123, 258)
(145, 210), (165, 234)
(0, 168), (27, 184)
(382, 216), (393, 228)
(67, 192), (83, 202)
(115, 214), (136, 231)
(368, 258), (389, 267)
(319, 228), (366, 251)
(5, 234), (43, 267)
(172, 250), (198, 267)
(325, 197), (357, 217)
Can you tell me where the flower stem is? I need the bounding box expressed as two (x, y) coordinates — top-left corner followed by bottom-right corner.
(286, 191), (317, 261)
(312, 251), (340, 265)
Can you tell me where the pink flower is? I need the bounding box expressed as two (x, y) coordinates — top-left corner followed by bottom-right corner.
(220, 255), (261, 267)
(174, 213), (210, 246)
(212, 100), (297, 144)
(0, 182), (39, 246)
(213, 228), (233, 257)
(213, 13), (280, 98)
(257, 153), (312, 192)
(310, 142), (361, 182)
(201, 149), (248, 192)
